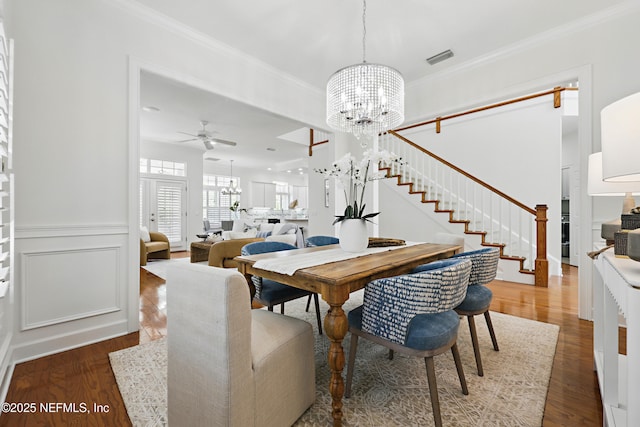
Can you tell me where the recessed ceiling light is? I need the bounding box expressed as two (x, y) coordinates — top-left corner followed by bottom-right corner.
(267, 167), (272, 171)
(426, 49), (454, 66)
(287, 170), (291, 173)
(142, 105), (160, 112)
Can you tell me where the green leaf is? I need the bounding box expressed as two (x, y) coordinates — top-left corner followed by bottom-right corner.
(344, 205), (354, 218)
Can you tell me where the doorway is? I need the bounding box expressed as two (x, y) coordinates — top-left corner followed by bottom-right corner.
(140, 177), (187, 251)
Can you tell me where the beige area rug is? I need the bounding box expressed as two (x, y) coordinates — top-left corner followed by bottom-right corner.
(110, 291), (559, 427)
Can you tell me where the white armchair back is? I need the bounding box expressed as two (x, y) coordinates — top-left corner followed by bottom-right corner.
(166, 263), (315, 427)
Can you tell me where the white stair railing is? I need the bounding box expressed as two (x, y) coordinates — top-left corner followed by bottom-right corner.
(379, 131), (543, 273)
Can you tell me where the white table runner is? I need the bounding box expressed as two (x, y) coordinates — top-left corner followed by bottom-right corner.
(253, 242), (420, 276)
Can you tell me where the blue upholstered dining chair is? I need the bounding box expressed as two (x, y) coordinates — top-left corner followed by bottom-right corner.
(444, 247), (500, 376)
(241, 241), (323, 334)
(345, 258), (472, 427)
(305, 235), (339, 247)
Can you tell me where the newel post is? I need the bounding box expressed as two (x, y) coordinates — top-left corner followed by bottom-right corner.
(534, 204), (549, 287)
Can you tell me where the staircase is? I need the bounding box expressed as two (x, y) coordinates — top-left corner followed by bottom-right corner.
(379, 131), (548, 286)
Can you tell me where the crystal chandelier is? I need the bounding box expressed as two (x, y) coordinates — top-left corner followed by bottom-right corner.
(326, 0), (404, 139)
(221, 160), (242, 195)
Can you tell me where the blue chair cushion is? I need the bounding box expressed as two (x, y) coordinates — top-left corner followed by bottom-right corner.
(456, 284), (492, 312)
(258, 278), (311, 304)
(405, 310), (460, 351)
(306, 235), (339, 247)
(348, 305), (364, 330)
(349, 305), (460, 351)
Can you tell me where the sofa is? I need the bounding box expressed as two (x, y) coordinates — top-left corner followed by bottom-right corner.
(221, 221), (301, 247)
(208, 237), (265, 268)
(166, 263), (315, 426)
(140, 229), (170, 266)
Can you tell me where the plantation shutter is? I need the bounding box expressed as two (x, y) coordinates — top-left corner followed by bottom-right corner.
(0, 22), (11, 299)
(156, 181), (185, 246)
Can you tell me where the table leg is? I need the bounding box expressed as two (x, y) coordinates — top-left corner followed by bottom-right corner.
(325, 302), (348, 427)
(242, 273), (256, 303)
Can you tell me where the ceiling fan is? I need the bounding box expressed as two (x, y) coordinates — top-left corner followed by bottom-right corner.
(177, 120), (237, 150)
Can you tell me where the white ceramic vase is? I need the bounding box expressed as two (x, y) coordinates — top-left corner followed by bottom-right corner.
(339, 219), (369, 253)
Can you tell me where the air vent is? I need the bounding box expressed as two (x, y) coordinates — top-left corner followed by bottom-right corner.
(426, 49), (454, 66)
(204, 157), (220, 161)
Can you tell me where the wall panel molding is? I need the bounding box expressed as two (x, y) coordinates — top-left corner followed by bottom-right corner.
(15, 224), (128, 239)
(20, 245), (123, 331)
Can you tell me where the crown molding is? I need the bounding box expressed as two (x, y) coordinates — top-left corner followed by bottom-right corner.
(105, 0), (323, 96)
(408, 1), (640, 89)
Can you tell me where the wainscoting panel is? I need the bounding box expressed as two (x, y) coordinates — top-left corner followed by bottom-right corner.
(10, 224), (131, 364)
(20, 245), (122, 331)
(20, 247), (121, 330)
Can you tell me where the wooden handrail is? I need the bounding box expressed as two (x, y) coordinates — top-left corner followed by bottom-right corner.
(308, 128), (329, 156)
(387, 129), (536, 215)
(394, 86), (577, 133)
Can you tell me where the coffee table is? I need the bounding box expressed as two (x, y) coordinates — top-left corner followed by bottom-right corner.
(190, 241), (214, 263)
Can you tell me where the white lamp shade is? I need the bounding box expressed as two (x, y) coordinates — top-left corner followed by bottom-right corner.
(601, 91), (640, 182)
(588, 152), (640, 196)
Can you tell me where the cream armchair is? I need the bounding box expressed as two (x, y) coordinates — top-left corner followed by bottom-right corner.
(166, 264), (315, 427)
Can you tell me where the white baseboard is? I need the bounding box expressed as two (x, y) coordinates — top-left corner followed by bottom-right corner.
(10, 319), (130, 365)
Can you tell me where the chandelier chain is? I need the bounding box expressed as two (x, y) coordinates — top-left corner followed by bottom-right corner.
(362, 0), (367, 63)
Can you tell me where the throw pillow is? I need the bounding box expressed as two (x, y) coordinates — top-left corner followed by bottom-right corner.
(205, 234), (223, 243)
(140, 226), (151, 242)
(228, 229), (258, 239)
(258, 223), (275, 233)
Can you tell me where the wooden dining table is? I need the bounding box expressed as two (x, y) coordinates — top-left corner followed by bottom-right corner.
(235, 242), (461, 427)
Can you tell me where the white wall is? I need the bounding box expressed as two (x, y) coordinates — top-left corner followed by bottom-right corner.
(3, 0), (325, 368)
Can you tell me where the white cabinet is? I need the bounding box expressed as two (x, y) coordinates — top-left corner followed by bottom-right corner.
(593, 251), (640, 426)
(251, 182), (276, 208)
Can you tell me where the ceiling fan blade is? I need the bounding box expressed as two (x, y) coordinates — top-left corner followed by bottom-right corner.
(177, 131), (198, 137)
(210, 138), (237, 147)
(176, 138), (198, 143)
(203, 140), (214, 150)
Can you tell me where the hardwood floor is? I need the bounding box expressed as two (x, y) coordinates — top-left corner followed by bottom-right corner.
(0, 257), (602, 426)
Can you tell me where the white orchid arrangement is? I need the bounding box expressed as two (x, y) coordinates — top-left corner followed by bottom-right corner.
(316, 149), (405, 224)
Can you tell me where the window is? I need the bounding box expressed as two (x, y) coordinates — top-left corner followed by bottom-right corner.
(274, 181), (290, 210)
(203, 174), (241, 225)
(140, 158), (185, 177)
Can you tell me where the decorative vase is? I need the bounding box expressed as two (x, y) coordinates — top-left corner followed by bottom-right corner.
(339, 219), (369, 253)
